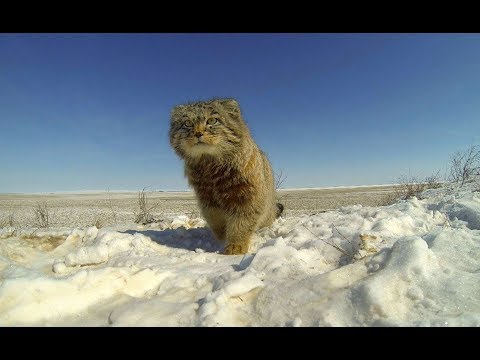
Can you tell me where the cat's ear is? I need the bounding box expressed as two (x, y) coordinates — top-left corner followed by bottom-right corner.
(220, 99), (240, 115)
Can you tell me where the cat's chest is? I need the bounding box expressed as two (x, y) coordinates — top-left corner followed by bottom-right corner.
(188, 163), (242, 190)
(186, 163), (254, 208)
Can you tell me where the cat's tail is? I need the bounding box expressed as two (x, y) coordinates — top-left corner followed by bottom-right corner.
(275, 203), (284, 218)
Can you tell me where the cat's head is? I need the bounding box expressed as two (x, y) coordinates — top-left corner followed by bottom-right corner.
(169, 98), (249, 160)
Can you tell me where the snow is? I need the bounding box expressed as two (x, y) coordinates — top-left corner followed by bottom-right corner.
(282, 184), (398, 191)
(1, 181), (479, 326)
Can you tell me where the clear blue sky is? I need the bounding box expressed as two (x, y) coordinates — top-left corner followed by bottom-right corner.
(1, 33), (479, 192)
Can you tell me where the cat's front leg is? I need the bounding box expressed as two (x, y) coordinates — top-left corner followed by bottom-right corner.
(223, 214), (257, 255)
(200, 206), (226, 241)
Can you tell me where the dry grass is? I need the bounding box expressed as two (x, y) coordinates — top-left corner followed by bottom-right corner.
(134, 188), (161, 224)
(424, 170), (442, 189)
(0, 212), (15, 228)
(33, 202), (50, 228)
(92, 214), (105, 229)
(377, 191), (399, 207)
(301, 222), (381, 261)
(274, 169), (287, 190)
(395, 174), (428, 200)
(449, 145), (480, 186)
(89, 191), (119, 228)
(378, 171), (442, 206)
(302, 222), (355, 259)
(106, 190), (118, 225)
(274, 169), (288, 218)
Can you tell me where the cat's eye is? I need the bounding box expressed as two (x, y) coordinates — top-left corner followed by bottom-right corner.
(183, 120), (194, 128)
(207, 118), (218, 125)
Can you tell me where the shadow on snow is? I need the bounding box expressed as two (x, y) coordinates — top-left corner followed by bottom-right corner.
(122, 226), (223, 253)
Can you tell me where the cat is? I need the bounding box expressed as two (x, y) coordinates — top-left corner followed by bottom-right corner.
(169, 98), (283, 255)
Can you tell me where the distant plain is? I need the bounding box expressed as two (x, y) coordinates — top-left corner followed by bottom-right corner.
(0, 185), (398, 228)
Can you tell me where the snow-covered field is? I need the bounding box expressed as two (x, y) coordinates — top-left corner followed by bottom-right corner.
(0, 185), (397, 228)
(1, 181), (479, 326)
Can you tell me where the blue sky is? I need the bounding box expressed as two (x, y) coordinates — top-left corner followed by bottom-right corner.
(1, 33), (479, 192)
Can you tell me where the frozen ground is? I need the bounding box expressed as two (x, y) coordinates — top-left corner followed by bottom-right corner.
(0, 185), (398, 228)
(0, 181), (479, 326)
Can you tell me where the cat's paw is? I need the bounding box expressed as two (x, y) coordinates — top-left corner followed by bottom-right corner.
(223, 243), (248, 255)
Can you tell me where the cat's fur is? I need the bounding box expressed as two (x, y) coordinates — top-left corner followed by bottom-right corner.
(170, 98), (283, 255)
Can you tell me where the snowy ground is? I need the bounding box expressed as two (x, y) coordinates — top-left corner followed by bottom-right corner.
(0, 181), (479, 326)
(0, 185), (397, 228)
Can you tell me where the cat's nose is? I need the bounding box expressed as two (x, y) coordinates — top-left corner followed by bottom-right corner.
(195, 132), (203, 138)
